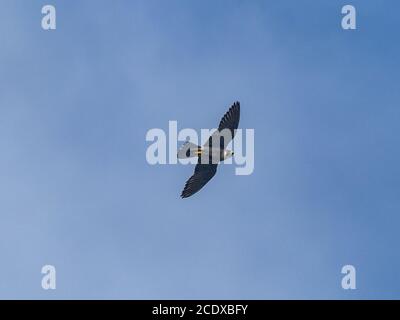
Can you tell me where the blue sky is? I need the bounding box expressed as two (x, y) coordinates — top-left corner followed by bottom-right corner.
(0, 0), (399, 299)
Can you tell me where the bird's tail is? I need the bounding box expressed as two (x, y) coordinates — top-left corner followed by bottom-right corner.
(177, 141), (202, 159)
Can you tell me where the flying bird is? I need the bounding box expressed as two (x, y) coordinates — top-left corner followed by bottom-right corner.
(178, 101), (240, 198)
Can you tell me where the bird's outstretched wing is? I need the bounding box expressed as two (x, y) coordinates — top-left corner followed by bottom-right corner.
(205, 101), (240, 150)
(180, 159), (218, 198)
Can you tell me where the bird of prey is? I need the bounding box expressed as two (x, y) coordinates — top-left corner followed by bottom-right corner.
(178, 101), (240, 198)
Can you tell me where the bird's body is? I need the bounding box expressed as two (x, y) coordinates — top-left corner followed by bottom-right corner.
(179, 102), (240, 198)
(194, 147), (234, 163)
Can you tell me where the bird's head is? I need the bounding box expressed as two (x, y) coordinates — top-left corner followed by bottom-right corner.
(224, 150), (234, 159)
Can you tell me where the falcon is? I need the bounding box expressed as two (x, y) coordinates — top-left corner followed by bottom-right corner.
(178, 101), (240, 198)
